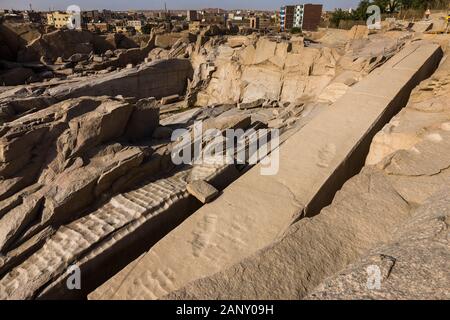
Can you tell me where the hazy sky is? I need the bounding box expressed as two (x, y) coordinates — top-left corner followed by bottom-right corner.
(0, 0), (361, 11)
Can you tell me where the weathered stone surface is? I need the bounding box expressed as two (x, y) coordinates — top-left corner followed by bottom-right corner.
(164, 166), (412, 299)
(1, 28), (448, 301)
(161, 39), (450, 300)
(155, 33), (182, 49)
(227, 36), (252, 48)
(161, 94), (180, 105)
(412, 21), (433, 33)
(0, 195), (43, 251)
(91, 41), (442, 300)
(17, 29), (94, 62)
(0, 21), (42, 61)
(367, 55), (450, 166)
(0, 161), (232, 299)
(152, 126), (173, 140)
(124, 98), (160, 141)
(308, 188), (450, 300)
(191, 32), (407, 108)
(0, 67), (34, 86)
(56, 99), (134, 158)
(0, 96), (161, 257)
(48, 59), (193, 100)
(238, 99), (264, 110)
(92, 36), (155, 70)
(187, 180), (219, 203)
(203, 114), (251, 131)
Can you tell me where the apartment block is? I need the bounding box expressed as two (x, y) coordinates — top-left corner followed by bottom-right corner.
(187, 10), (198, 21)
(280, 5), (295, 31)
(249, 16), (271, 30)
(87, 22), (111, 33)
(127, 20), (143, 33)
(280, 3), (322, 31)
(47, 11), (71, 29)
(249, 16), (259, 29)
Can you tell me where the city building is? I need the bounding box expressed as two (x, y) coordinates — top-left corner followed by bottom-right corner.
(189, 21), (204, 33)
(301, 4), (322, 31)
(259, 17), (271, 29)
(280, 3), (322, 31)
(47, 11), (72, 29)
(115, 21), (136, 34)
(280, 5), (295, 31)
(187, 10), (198, 21)
(201, 11), (227, 25)
(249, 15), (271, 30)
(249, 16), (259, 29)
(83, 10), (100, 22)
(23, 11), (42, 23)
(127, 20), (143, 33)
(87, 22), (110, 33)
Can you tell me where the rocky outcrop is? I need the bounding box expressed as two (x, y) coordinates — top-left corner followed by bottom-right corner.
(163, 42), (450, 300)
(189, 32), (409, 108)
(0, 96), (167, 258)
(1, 27), (448, 301)
(307, 188), (450, 300)
(90, 33), (156, 71)
(366, 55), (450, 167)
(90, 40), (443, 300)
(0, 103), (262, 299)
(0, 21), (42, 61)
(155, 32), (196, 49)
(163, 165), (412, 299)
(47, 58), (193, 100)
(0, 67), (34, 86)
(17, 29), (94, 63)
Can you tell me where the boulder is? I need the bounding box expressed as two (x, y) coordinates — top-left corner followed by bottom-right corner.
(48, 59), (193, 100)
(238, 98), (265, 110)
(68, 53), (89, 63)
(161, 94), (180, 105)
(57, 99), (134, 158)
(155, 32), (196, 49)
(0, 68), (34, 86)
(187, 180), (219, 203)
(227, 36), (250, 48)
(155, 33), (182, 49)
(204, 114), (251, 131)
(125, 98), (160, 141)
(152, 126), (173, 140)
(17, 29), (94, 62)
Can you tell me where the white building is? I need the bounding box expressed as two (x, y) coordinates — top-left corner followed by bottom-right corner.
(293, 5), (305, 28)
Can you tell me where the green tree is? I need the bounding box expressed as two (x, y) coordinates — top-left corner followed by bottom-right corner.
(330, 9), (352, 27)
(375, 0), (402, 12)
(353, 0), (371, 19)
